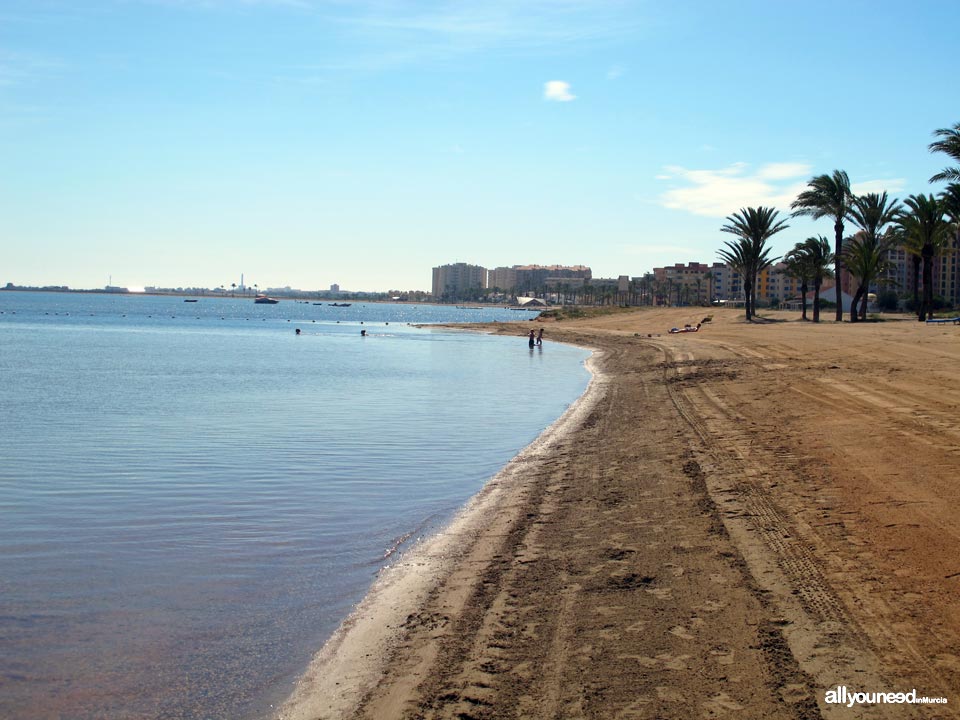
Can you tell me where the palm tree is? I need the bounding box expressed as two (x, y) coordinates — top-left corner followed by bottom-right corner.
(800, 236), (834, 323)
(893, 225), (924, 314)
(704, 271), (714, 305)
(929, 122), (960, 183)
(849, 192), (901, 243)
(897, 194), (950, 321)
(942, 184), (960, 274)
(718, 239), (749, 315)
(791, 170), (853, 321)
(846, 192), (901, 322)
(844, 232), (894, 322)
(940, 183), (960, 229)
(780, 247), (811, 320)
(719, 206), (787, 320)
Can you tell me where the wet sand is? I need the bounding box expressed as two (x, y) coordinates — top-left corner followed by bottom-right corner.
(277, 307), (960, 719)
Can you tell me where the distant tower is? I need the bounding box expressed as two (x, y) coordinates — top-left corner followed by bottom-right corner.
(240, 273), (245, 292)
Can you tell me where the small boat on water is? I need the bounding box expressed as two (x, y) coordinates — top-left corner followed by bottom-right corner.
(184, 299), (199, 303)
(254, 295), (279, 304)
(328, 302), (352, 307)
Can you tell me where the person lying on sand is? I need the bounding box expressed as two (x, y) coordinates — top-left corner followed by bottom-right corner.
(669, 322), (702, 334)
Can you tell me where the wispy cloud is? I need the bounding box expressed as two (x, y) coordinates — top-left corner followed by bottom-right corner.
(606, 64), (624, 80)
(544, 80), (575, 102)
(657, 162), (811, 218)
(119, 1), (642, 77)
(756, 162), (812, 180)
(658, 162), (910, 218)
(851, 178), (907, 195)
(312, 1), (640, 73)
(343, 1), (639, 44)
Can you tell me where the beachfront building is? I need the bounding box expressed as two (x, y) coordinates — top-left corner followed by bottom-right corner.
(487, 266), (517, 293)
(431, 262), (488, 301)
(652, 262), (724, 305)
(710, 263), (743, 304)
(757, 262), (803, 306)
(933, 234), (960, 307)
(844, 227), (960, 310)
(513, 264), (592, 296)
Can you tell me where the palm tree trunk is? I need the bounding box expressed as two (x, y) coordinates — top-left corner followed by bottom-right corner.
(813, 280), (821, 323)
(834, 218), (844, 322)
(921, 247), (934, 321)
(860, 290), (869, 321)
(850, 286), (863, 323)
(801, 280), (808, 321)
(911, 256), (921, 318)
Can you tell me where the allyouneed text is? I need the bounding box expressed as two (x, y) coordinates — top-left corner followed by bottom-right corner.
(825, 686), (948, 708)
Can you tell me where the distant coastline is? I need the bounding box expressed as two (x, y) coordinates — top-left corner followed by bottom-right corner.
(0, 285), (513, 307)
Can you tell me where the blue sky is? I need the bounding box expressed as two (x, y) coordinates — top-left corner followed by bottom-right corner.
(2, 0), (958, 292)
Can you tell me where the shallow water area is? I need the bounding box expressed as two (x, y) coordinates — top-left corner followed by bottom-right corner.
(0, 292), (590, 720)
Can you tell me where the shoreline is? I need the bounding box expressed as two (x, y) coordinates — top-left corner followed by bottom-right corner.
(275, 348), (605, 720)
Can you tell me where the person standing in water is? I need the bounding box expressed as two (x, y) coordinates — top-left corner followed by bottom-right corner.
(528, 329), (536, 348)
(536, 328), (544, 346)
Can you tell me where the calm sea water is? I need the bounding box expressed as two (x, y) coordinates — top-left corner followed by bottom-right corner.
(0, 292), (590, 720)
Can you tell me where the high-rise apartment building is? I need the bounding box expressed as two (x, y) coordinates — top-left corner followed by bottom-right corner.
(513, 265), (591, 294)
(431, 263), (487, 300)
(487, 266), (518, 292)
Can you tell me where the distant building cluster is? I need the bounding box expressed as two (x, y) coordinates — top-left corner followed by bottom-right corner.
(431, 263), (597, 301)
(431, 232), (960, 309)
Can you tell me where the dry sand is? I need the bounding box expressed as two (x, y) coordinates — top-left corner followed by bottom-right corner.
(277, 307), (960, 719)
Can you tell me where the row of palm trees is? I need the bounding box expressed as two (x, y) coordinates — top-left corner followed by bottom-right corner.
(718, 122), (960, 322)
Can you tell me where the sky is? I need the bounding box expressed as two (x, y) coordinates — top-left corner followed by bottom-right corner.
(2, 0), (958, 292)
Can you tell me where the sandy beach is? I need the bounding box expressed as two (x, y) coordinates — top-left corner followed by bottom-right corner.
(278, 307), (960, 720)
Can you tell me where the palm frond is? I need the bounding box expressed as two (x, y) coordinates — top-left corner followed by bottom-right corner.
(929, 123), (960, 184)
(930, 167), (960, 183)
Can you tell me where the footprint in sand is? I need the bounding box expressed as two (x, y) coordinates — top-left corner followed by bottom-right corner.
(656, 653), (692, 670)
(656, 686), (685, 702)
(710, 646), (736, 665)
(646, 587), (673, 599)
(614, 697), (654, 718)
(619, 654), (659, 668)
(594, 605), (626, 617)
(669, 625), (695, 640)
(695, 599), (726, 613)
(701, 693), (745, 714)
(664, 563), (686, 577)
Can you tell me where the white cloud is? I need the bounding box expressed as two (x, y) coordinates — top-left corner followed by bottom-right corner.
(851, 178), (907, 195)
(607, 64), (624, 80)
(757, 162), (812, 180)
(544, 80), (575, 102)
(657, 162), (811, 218)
